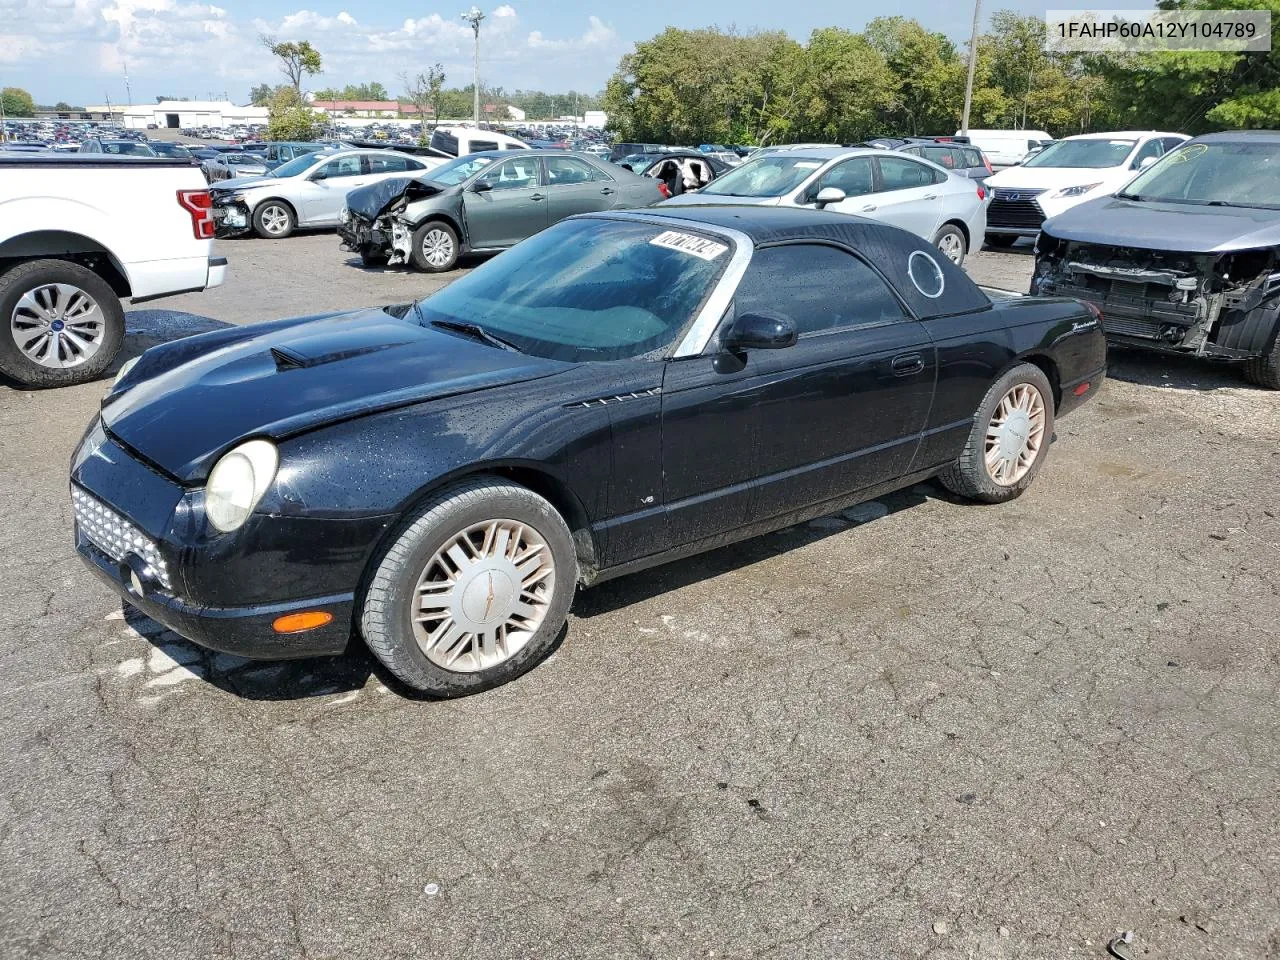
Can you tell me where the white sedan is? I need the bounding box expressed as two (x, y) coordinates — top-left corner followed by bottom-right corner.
(661, 147), (988, 265)
(209, 149), (444, 239)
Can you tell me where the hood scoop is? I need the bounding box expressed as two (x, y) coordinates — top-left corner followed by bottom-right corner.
(268, 323), (417, 371)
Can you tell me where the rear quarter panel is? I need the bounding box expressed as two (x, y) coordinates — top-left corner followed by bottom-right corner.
(0, 165), (215, 298)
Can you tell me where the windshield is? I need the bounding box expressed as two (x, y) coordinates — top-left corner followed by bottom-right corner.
(103, 141), (155, 156)
(620, 154), (657, 173)
(150, 143), (191, 158)
(700, 155), (824, 197)
(414, 218), (729, 361)
(272, 153), (328, 178)
(1121, 140), (1280, 209)
(426, 154), (497, 186)
(1023, 138), (1135, 169)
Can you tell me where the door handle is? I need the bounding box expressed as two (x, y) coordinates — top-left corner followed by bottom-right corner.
(530, 194), (545, 201)
(923, 193), (938, 200)
(891, 353), (925, 376)
(600, 187), (615, 195)
(860, 203), (877, 212)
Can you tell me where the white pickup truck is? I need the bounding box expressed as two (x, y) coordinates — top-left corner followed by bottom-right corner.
(0, 154), (226, 387)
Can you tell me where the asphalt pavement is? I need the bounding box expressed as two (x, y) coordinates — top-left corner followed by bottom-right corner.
(1, 233), (1277, 959)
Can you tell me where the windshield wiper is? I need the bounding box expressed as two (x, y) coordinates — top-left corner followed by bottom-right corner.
(1115, 191), (1142, 201)
(427, 317), (522, 353)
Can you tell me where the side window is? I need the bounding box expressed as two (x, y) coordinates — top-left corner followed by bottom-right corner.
(901, 146), (921, 156)
(487, 157), (540, 190)
(545, 157), (598, 185)
(963, 148), (985, 167)
(319, 155), (362, 178)
(368, 154), (412, 173)
(1160, 137), (1186, 154)
(923, 146), (955, 168)
(813, 157), (874, 198)
(733, 244), (908, 337)
(876, 157), (936, 191)
(471, 140), (499, 152)
(1132, 139), (1163, 168)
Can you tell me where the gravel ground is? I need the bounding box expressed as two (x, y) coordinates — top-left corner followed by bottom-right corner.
(1, 233), (1277, 960)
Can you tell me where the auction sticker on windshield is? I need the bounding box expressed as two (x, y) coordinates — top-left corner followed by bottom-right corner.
(650, 231), (729, 261)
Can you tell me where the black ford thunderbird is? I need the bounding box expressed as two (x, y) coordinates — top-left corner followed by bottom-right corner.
(71, 207), (1106, 697)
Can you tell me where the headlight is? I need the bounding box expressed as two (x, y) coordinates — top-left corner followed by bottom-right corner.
(112, 355), (140, 388)
(1053, 182), (1101, 199)
(205, 439), (278, 533)
(339, 207), (350, 224)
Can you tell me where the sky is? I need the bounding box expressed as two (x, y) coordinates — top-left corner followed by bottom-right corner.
(0, 0), (1154, 106)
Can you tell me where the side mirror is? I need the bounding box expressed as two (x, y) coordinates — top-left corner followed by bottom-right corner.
(310, 169), (327, 180)
(1137, 156), (1158, 170)
(472, 179), (493, 193)
(723, 312), (797, 351)
(814, 186), (846, 209)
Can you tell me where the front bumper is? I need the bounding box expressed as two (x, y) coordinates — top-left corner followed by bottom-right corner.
(338, 217), (390, 254)
(70, 425), (366, 660)
(212, 199), (252, 237)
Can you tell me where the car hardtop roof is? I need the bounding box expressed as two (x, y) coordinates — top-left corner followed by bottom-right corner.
(751, 146), (880, 162)
(1062, 130), (1184, 140)
(1191, 129), (1280, 143)
(593, 204), (913, 243)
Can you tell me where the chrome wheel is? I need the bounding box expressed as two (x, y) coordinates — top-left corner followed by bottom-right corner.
(985, 383), (1047, 485)
(937, 232), (965, 264)
(259, 204), (291, 236)
(412, 519), (555, 672)
(10, 283), (106, 369)
(421, 228), (454, 268)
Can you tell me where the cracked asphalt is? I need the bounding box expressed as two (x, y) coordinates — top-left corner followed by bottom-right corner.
(2, 233), (1278, 959)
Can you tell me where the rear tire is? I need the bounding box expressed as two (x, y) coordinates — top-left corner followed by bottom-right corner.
(934, 224), (967, 266)
(360, 477), (578, 697)
(409, 221), (460, 273)
(940, 362), (1056, 503)
(0, 259), (124, 388)
(985, 233), (1017, 248)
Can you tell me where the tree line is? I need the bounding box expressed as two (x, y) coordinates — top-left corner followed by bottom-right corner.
(603, 3), (1280, 144)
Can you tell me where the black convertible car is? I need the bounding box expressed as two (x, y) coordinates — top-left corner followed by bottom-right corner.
(71, 207), (1106, 697)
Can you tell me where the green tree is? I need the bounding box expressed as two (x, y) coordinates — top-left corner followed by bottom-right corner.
(261, 36), (323, 93)
(865, 17), (972, 135)
(1, 87), (36, 118)
(265, 86), (323, 141)
(54, 101), (73, 111)
(803, 28), (895, 142)
(399, 65), (446, 140)
(249, 83), (284, 106)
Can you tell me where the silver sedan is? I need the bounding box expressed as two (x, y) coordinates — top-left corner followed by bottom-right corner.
(661, 147), (988, 266)
(209, 149), (443, 239)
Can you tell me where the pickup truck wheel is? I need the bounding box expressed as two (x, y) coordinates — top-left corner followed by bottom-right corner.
(409, 222), (460, 273)
(360, 477), (578, 697)
(940, 362), (1056, 503)
(934, 225), (967, 266)
(0, 259), (124, 388)
(1244, 330), (1280, 389)
(253, 201), (295, 239)
(985, 234), (1017, 248)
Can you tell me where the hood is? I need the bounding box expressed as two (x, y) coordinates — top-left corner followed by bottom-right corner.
(1042, 195), (1280, 253)
(211, 173), (277, 192)
(659, 193), (782, 207)
(987, 163), (1130, 192)
(345, 176), (445, 221)
(102, 307), (567, 481)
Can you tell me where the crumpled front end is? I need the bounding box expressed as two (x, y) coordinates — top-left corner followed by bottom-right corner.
(211, 193), (253, 238)
(340, 176), (442, 265)
(1032, 233), (1280, 359)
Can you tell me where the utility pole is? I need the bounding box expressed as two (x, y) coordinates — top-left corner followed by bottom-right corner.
(960, 0), (982, 136)
(461, 6), (484, 125)
(123, 58), (133, 106)
(104, 91), (113, 124)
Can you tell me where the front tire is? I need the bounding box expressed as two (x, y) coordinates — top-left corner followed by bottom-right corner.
(253, 200), (295, 239)
(1244, 331), (1280, 389)
(939, 362), (1055, 503)
(409, 222), (460, 273)
(360, 477), (578, 697)
(359, 248), (389, 268)
(934, 224), (967, 266)
(0, 259), (124, 388)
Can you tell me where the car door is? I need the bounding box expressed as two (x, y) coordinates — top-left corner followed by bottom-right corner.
(660, 242), (937, 548)
(462, 155), (548, 249)
(868, 156), (947, 239)
(299, 154), (369, 225)
(543, 156), (618, 221)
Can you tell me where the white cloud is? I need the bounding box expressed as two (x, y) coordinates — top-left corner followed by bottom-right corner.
(3, 2), (622, 101)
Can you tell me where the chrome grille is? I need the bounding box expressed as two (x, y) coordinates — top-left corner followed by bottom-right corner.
(988, 188), (1047, 230)
(72, 487), (172, 590)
